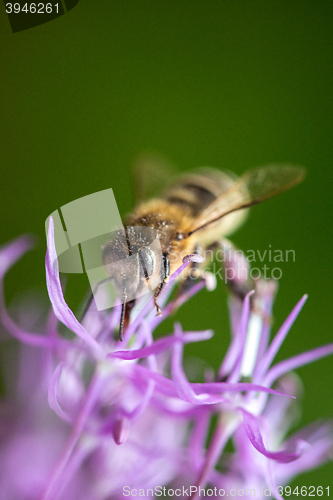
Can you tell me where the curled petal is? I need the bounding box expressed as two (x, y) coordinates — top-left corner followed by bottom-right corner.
(275, 421), (333, 483)
(45, 217), (103, 358)
(241, 409), (304, 463)
(48, 364), (72, 422)
(172, 324), (224, 405)
(113, 417), (131, 445)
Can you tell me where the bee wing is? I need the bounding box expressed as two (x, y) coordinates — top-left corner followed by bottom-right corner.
(131, 153), (177, 203)
(184, 164), (306, 237)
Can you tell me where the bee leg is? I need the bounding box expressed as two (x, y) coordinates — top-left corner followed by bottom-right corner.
(153, 285), (163, 316)
(119, 301), (127, 342)
(118, 298), (136, 341)
(153, 252), (170, 316)
(80, 276), (115, 322)
(118, 277), (137, 341)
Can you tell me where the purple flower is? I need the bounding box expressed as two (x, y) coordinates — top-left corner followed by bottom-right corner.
(0, 219), (332, 500)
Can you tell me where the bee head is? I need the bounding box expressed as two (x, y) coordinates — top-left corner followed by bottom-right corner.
(101, 227), (161, 302)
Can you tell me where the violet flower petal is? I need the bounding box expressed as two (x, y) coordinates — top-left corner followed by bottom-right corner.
(110, 329), (213, 360)
(45, 217), (103, 358)
(241, 409), (303, 463)
(254, 295), (308, 382)
(141, 319), (158, 372)
(262, 374), (301, 442)
(132, 363), (222, 409)
(110, 336), (175, 360)
(255, 282), (276, 366)
(0, 299), (66, 348)
(41, 373), (105, 500)
(189, 411), (211, 470)
(0, 235), (34, 279)
(125, 321), (158, 421)
(172, 324), (225, 405)
(48, 364), (72, 423)
(113, 417), (131, 445)
(266, 458), (284, 500)
(265, 343), (333, 387)
(0, 237), (71, 350)
(130, 364), (178, 397)
(149, 281), (206, 332)
(128, 380), (156, 420)
(191, 382), (294, 398)
(227, 290), (255, 383)
(218, 299), (243, 379)
(275, 421), (333, 483)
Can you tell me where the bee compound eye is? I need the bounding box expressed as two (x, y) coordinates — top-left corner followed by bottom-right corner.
(138, 247), (155, 278)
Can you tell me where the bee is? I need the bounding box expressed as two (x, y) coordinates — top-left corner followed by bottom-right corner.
(101, 159), (305, 340)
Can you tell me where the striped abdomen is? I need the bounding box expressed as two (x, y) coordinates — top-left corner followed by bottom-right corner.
(162, 168), (237, 217)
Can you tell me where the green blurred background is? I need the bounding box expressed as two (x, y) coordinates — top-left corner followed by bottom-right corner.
(1, 0), (332, 486)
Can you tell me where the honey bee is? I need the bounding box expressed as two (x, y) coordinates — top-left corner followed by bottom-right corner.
(101, 159), (305, 340)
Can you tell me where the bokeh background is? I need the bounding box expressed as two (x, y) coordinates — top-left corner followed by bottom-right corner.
(1, 0), (332, 487)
